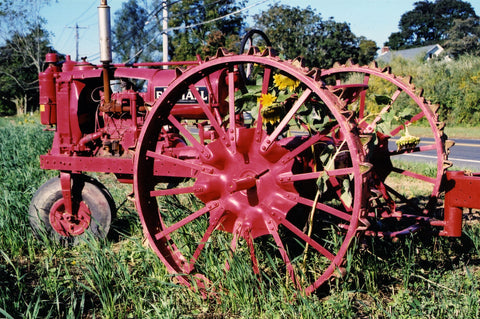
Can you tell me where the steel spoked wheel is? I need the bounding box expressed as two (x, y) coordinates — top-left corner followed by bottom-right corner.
(134, 50), (368, 294)
(29, 175), (115, 245)
(321, 62), (454, 235)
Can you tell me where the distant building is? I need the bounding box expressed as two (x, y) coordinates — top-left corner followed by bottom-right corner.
(377, 44), (449, 63)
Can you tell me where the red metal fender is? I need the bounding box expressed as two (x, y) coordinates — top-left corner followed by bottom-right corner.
(443, 170), (480, 236)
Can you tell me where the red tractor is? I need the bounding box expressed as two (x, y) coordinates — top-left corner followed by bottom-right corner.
(29, 0), (480, 294)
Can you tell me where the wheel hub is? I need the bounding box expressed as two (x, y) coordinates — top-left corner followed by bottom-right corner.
(50, 199), (91, 237)
(193, 127), (298, 237)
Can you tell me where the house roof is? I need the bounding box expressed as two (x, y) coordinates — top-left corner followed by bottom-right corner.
(377, 44), (443, 63)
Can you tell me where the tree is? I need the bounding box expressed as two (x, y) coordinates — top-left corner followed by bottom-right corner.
(317, 18), (362, 67)
(253, 4), (375, 69)
(385, 0), (478, 49)
(0, 26), (53, 115)
(114, 0), (246, 62)
(253, 5), (321, 62)
(444, 17), (480, 57)
(0, 0), (54, 115)
(358, 37), (379, 65)
(112, 0), (157, 63)
(167, 0), (246, 61)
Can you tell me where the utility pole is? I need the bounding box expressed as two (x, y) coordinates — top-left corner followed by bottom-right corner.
(162, 0), (168, 69)
(67, 24), (88, 61)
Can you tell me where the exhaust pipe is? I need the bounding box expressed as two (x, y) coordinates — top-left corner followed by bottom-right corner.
(98, 0), (112, 102)
(98, 0), (112, 63)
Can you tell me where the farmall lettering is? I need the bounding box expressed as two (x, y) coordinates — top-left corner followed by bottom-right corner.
(30, 0), (480, 297)
(154, 86), (209, 104)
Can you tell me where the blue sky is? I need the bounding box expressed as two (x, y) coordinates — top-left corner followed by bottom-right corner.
(41, 0), (480, 64)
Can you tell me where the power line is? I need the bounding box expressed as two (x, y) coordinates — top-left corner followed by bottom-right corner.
(86, 0), (273, 63)
(165, 0), (271, 32)
(72, 0), (98, 24)
(123, 0), (272, 63)
(66, 24), (88, 61)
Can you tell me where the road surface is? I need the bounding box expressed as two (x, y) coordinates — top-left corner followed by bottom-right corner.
(389, 137), (480, 171)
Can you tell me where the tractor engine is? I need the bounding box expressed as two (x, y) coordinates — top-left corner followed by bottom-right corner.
(38, 53), (228, 182)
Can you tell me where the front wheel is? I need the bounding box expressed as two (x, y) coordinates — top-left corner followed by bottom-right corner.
(29, 175), (115, 245)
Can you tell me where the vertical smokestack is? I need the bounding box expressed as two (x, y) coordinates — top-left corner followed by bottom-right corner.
(98, 0), (112, 63)
(98, 0), (112, 103)
(162, 0), (168, 69)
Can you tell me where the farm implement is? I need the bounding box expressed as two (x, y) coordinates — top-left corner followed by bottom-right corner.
(29, 0), (480, 294)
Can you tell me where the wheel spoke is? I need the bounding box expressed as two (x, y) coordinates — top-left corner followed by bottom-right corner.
(261, 89), (312, 151)
(224, 233), (239, 272)
(186, 213), (224, 273)
(357, 74), (370, 120)
(278, 167), (354, 183)
(280, 217), (336, 261)
(383, 183), (423, 214)
(296, 195), (352, 222)
(391, 166), (436, 184)
(389, 110), (425, 136)
(228, 70), (237, 150)
(255, 66), (273, 133)
(365, 89), (402, 133)
(188, 83), (226, 139)
(278, 132), (328, 165)
(390, 142), (437, 156)
(245, 233), (260, 275)
(150, 186), (198, 197)
(146, 150), (205, 173)
(271, 230), (299, 288)
(167, 115), (205, 151)
(154, 204), (212, 240)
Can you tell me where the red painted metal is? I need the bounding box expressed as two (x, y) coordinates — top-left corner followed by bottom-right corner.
(320, 62), (458, 238)
(50, 199), (91, 237)
(133, 51), (367, 294)
(443, 171), (480, 236)
(33, 30), (477, 295)
(59, 172), (73, 220)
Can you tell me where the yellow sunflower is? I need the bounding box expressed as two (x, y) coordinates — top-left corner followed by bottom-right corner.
(273, 74), (300, 91)
(257, 93), (277, 107)
(258, 93), (283, 125)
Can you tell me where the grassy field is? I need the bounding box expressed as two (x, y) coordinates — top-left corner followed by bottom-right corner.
(1, 115), (479, 318)
(407, 125), (480, 139)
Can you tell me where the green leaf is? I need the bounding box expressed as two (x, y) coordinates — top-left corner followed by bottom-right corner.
(374, 94), (392, 105)
(340, 177), (353, 208)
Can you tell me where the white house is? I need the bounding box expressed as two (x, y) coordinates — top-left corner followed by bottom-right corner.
(377, 44), (450, 63)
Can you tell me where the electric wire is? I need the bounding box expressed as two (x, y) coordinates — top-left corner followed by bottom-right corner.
(49, 0), (272, 63)
(72, 0), (98, 23)
(122, 0), (272, 63)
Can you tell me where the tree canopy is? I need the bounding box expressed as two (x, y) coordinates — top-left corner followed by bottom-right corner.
(168, 0), (246, 61)
(443, 17), (480, 57)
(0, 26), (53, 115)
(385, 0), (479, 50)
(252, 4), (377, 68)
(113, 0), (154, 63)
(0, 0), (54, 115)
(112, 0), (246, 62)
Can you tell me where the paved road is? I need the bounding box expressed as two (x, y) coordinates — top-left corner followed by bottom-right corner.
(389, 137), (480, 171)
(189, 125), (480, 171)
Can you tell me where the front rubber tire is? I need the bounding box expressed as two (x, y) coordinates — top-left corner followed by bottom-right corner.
(29, 175), (115, 245)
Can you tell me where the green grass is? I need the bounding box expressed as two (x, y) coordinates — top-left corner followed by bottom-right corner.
(406, 125), (480, 139)
(1, 115), (479, 318)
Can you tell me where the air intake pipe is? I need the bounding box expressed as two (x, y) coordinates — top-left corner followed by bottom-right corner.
(98, 0), (112, 103)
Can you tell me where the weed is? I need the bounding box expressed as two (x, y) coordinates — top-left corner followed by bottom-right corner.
(0, 116), (479, 317)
